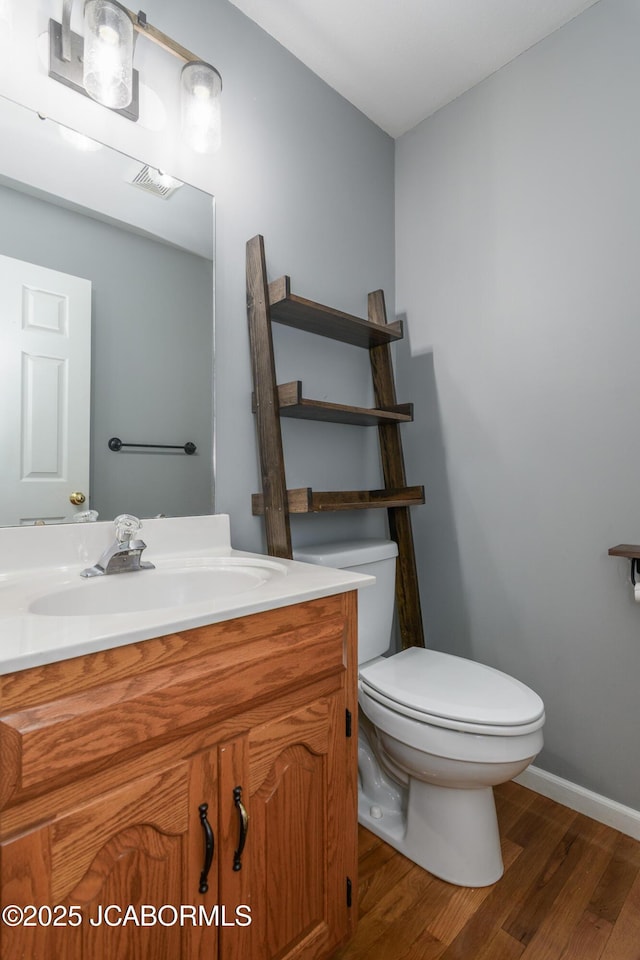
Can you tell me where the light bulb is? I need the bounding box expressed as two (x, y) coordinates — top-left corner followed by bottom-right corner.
(98, 24), (119, 45)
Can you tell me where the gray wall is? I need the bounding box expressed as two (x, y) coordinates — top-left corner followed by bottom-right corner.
(0, 184), (213, 520)
(177, 0), (396, 552)
(395, 0), (640, 809)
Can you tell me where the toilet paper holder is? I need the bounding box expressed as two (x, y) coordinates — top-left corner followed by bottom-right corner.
(608, 544), (640, 585)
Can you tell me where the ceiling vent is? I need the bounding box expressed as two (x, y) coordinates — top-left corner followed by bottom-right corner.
(128, 164), (183, 200)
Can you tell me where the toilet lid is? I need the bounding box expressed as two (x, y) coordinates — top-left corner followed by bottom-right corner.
(359, 648), (544, 727)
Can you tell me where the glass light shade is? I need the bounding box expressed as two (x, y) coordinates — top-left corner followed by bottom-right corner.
(181, 61), (222, 154)
(83, 0), (134, 109)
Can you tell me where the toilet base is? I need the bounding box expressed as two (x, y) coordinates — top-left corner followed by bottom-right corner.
(405, 779), (504, 886)
(359, 778), (504, 887)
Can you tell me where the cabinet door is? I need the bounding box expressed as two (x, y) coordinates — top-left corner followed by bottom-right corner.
(0, 750), (218, 960)
(218, 691), (355, 960)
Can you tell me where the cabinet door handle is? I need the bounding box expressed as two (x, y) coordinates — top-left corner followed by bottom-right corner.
(233, 786), (249, 871)
(198, 802), (215, 893)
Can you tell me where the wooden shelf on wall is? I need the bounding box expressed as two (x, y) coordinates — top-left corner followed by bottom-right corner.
(608, 544), (640, 559)
(253, 381), (414, 426)
(268, 277), (404, 348)
(252, 485), (425, 515)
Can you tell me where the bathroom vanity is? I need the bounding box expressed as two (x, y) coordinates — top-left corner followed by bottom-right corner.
(0, 516), (368, 960)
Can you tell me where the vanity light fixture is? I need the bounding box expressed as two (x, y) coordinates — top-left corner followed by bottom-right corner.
(48, 1), (222, 152)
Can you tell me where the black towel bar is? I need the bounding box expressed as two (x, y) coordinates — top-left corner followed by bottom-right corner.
(108, 437), (197, 454)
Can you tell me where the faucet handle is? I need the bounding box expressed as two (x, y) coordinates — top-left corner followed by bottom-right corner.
(114, 514), (142, 542)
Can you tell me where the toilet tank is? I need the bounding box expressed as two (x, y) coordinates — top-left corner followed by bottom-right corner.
(293, 539), (398, 663)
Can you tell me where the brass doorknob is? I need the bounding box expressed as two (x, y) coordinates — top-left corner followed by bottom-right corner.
(69, 491), (86, 505)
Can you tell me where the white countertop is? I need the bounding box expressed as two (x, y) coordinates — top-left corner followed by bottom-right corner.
(0, 515), (372, 675)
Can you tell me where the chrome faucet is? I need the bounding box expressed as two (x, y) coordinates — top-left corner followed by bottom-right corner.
(80, 515), (155, 578)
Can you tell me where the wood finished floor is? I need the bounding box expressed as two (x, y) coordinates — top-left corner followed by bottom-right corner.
(333, 781), (640, 960)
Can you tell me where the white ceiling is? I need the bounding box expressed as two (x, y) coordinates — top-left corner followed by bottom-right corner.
(228, 0), (602, 137)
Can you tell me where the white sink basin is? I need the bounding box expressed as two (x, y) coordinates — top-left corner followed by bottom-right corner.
(28, 557), (288, 617)
(0, 514), (373, 675)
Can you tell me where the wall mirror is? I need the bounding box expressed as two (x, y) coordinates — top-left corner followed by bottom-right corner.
(0, 94), (215, 527)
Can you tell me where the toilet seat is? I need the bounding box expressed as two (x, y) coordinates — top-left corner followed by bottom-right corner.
(359, 647), (545, 737)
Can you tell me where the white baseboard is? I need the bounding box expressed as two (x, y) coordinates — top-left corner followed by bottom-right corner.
(514, 766), (640, 841)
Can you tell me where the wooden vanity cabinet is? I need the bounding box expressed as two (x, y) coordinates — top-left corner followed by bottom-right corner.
(0, 592), (358, 960)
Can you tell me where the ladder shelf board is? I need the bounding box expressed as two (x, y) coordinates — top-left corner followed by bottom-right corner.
(258, 381), (414, 426)
(608, 544), (640, 558)
(268, 276), (403, 348)
(252, 485), (425, 515)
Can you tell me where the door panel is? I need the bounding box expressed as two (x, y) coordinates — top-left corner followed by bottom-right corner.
(0, 254), (91, 525)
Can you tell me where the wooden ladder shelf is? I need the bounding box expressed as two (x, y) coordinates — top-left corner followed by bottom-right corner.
(246, 234), (425, 648)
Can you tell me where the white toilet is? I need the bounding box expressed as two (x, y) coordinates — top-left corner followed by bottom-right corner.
(294, 539), (545, 888)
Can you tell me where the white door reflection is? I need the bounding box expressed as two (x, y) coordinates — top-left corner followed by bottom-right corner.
(0, 254), (91, 525)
